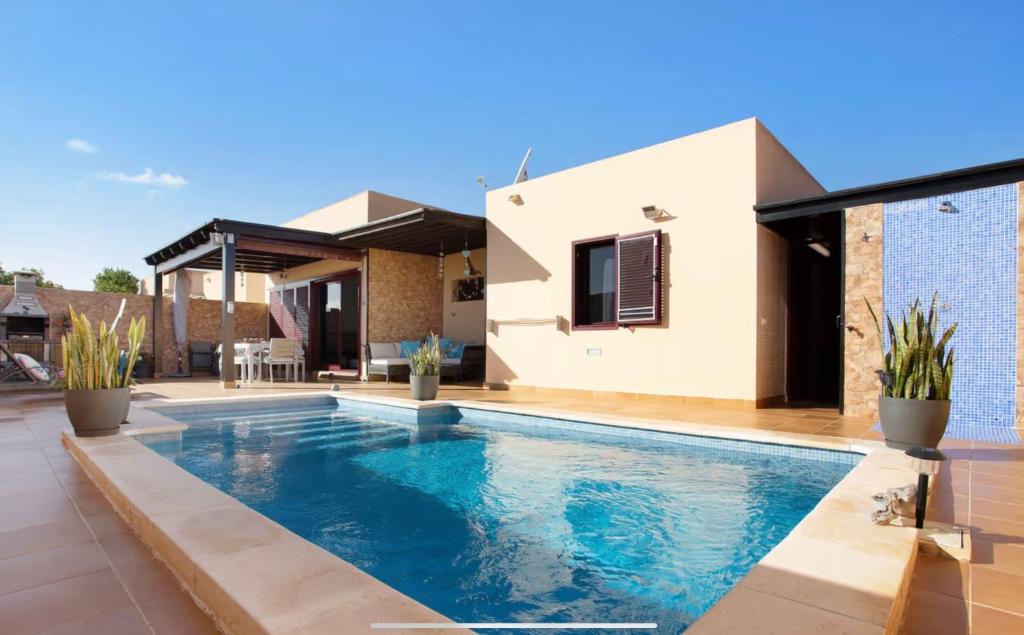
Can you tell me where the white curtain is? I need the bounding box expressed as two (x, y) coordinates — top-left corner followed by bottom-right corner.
(172, 272), (190, 353)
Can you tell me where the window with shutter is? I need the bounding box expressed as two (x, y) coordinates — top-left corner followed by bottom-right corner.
(616, 230), (662, 324)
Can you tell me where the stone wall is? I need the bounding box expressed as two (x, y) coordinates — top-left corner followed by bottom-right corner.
(159, 297), (266, 375)
(843, 204), (884, 420)
(0, 286), (266, 376)
(366, 248), (443, 342)
(0, 287), (155, 367)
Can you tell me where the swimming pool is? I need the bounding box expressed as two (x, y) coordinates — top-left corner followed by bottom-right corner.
(145, 398), (858, 633)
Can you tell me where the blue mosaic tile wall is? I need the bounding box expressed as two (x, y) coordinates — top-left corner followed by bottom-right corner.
(883, 184), (1019, 443)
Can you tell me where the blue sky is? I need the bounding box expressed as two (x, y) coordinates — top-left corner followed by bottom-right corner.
(1, 1), (1022, 290)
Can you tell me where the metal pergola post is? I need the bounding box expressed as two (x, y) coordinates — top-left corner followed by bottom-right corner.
(220, 233), (236, 388)
(153, 266), (163, 377)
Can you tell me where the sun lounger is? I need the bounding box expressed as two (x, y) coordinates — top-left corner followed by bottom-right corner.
(0, 342), (51, 384)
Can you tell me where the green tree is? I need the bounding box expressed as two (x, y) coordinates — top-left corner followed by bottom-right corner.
(0, 265), (62, 288)
(93, 268), (141, 293)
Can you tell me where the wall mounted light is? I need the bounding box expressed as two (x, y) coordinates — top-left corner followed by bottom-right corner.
(642, 205), (668, 220)
(938, 201), (956, 213)
(508, 193), (523, 205)
(807, 241), (831, 258)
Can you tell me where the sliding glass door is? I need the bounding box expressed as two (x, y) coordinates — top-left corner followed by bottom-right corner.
(313, 273), (360, 372)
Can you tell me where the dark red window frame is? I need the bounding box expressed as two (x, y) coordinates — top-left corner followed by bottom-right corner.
(571, 230), (662, 331)
(571, 235), (618, 331)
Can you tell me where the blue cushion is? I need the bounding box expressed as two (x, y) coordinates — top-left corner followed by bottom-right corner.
(438, 337), (452, 353)
(399, 340), (421, 358)
(445, 342), (464, 359)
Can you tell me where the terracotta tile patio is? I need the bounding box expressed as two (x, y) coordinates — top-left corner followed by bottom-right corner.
(0, 390), (218, 634)
(3, 378), (1024, 633)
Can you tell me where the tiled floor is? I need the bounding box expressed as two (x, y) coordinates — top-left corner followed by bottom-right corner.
(4, 377), (1024, 633)
(0, 394), (218, 634)
(900, 437), (1024, 634)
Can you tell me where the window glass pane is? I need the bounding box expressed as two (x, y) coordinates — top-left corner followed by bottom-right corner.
(587, 244), (615, 323)
(575, 241), (615, 326)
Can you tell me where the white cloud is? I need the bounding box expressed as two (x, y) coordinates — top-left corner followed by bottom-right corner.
(66, 138), (98, 154)
(96, 168), (188, 189)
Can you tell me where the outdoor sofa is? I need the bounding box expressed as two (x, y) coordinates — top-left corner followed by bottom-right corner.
(365, 339), (467, 383)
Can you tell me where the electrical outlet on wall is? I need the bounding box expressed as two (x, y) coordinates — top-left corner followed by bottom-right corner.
(586, 347), (602, 356)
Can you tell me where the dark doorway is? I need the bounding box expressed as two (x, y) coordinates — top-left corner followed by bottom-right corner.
(312, 272), (360, 374)
(763, 211), (843, 408)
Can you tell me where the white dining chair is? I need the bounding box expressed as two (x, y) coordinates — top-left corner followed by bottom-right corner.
(264, 338), (296, 383)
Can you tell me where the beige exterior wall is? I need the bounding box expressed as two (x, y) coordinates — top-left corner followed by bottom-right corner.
(263, 259), (362, 302)
(754, 122), (824, 204)
(283, 190), (428, 233)
(198, 271), (265, 303)
(140, 270), (264, 303)
(485, 118), (821, 402)
(842, 203), (884, 420)
(442, 248), (486, 345)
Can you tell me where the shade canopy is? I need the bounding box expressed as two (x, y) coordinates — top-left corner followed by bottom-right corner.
(143, 209), (487, 274)
(143, 219), (362, 274)
(333, 208), (486, 256)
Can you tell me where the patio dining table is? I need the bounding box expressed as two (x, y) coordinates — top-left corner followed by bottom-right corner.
(216, 341), (267, 383)
(216, 340), (305, 383)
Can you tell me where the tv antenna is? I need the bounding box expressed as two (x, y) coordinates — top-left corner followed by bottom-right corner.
(513, 147), (532, 184)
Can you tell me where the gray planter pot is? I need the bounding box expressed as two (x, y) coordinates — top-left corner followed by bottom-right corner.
(878, 396), (951, 450)
(410, 375), (440, 401)
(64, 387), (131, 437)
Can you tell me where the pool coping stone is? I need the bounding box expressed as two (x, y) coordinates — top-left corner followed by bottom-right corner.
(64, 390), (933, 634)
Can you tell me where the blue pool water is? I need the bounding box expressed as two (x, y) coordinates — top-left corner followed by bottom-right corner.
(146, 399), (857, 633)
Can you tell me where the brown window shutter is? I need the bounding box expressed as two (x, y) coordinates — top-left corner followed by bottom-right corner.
(282, 288), (296, 339)
(295, 285), (310, 354)
(269, 290), (285, 338)
(616, 230), (662, 325)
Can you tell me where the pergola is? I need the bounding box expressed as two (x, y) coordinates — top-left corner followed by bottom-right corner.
(143, 219), (364, 386)
(143, 209), (486, 386)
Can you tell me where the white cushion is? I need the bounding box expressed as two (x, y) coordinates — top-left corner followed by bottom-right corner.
(14, 353), (50, 382)
(441, 358), (461, 365)
(370, 358), (409, 366)
(369, 342), (398, 358)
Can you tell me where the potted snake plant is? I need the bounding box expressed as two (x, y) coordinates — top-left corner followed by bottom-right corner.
(866, 294), (956, 450)
(58, 301), (145, 437)
(408, 334), (442, 401)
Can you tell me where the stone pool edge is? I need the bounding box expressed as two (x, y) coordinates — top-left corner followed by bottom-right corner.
(69, 391), (924, 634)
(61, 395), (454, 635)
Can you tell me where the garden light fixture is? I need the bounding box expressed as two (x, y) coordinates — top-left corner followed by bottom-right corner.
(905, 446), (948, 529)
